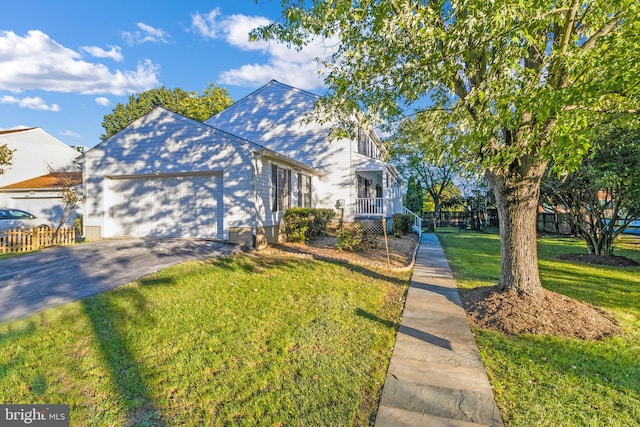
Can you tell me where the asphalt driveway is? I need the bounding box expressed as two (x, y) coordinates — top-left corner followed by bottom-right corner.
(0, 238), (239, 323)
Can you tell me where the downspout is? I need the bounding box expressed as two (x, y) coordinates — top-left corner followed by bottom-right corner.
(350, 137), (354, 221)
(251, 151), (260, 248)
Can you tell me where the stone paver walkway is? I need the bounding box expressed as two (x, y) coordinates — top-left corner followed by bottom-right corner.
(376, 233), (503, 426)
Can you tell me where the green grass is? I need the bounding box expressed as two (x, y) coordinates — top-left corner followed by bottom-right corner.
(0, 253), (410, 426)
(436, 228), (640, 426)
(0, 250), (36, 260)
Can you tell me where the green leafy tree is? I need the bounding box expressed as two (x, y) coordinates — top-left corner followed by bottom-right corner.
(47, 165), (82, 233)
(100, 83), (233, 140)
(458, 176), (496, 230)
(389, 120), (462, 228)
(541, 123), (640, 256)
(403, 176), (424, 215)
(431, 184), (463, 212)
(254, 0), (640, 299)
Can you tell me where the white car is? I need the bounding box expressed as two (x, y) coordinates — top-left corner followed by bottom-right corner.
(0, 209), (54, 231)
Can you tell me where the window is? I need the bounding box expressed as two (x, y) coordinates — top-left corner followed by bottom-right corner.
(357, 129), (369, 156)
(298, 174), (312, 208)
(357, 175), (372, 198)
(357, 129), (381, 159)
(271, 164), (291, 212)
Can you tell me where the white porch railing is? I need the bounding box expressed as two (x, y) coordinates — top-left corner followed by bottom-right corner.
(403, 207), (423, 236)
(355, 198), (423, 235)
(356, 197), (384, 215)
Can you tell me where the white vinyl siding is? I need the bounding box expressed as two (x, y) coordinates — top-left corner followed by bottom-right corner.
(106, 174), (221, 238)
(206, 81), (358, 218)
(84, 108), (258, 240)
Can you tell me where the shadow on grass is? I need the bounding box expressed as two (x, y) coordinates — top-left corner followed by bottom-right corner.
(0, 320), (35, 344)
(137, 276), (178, 288)
(479, 329), (640, 397)
(539, 261), (640, 311)
(356, 308), (398, 329)
(82, 289), (167, 426)
(0, 321), (37, 385)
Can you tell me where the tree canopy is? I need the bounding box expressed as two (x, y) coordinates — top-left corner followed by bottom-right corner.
(541, 123), (640, 256)
(388, 116), (464, 227)
(255, 0), (640, 298)
(100, 83), (234, 140)
(403, 176), (424, 215)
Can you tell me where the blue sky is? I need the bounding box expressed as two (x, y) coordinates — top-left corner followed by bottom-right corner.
(0, 1), (333, 148)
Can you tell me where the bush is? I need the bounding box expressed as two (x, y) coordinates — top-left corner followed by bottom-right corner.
(392, 214), (413, 237)
(336, 223), (378, 252)
(309, 208), (335, 237)
(282, 208), (335, 242)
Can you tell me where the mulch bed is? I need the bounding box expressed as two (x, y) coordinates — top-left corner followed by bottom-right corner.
(273, 234), (420, 270)
(556, 253), (639, 267)
(460, 286), (620, 340)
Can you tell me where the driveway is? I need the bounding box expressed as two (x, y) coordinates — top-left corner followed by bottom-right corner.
(0, 238), (239, 323)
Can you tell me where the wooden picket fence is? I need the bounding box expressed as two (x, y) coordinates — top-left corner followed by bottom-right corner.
(0, 226), (76, 254)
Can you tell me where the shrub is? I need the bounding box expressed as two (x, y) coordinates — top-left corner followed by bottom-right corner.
(282, 208), (336, 242)
(336, 223), (378, 252)
(73, 214), (83, 234)
(392, 214), (413, 237)
(309, 208), (335, 237)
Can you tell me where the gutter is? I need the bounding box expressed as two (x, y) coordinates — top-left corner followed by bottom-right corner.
(251, 149), (325, 177)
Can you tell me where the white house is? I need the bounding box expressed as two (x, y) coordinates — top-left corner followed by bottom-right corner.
(0, 172), (82, 226)
(0, 127), (82, 224)
(0, 127), (80, 187)
(82, 80), (413, 247)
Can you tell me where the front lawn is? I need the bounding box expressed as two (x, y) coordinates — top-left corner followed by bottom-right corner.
(437, 229), (640, 426)
(0, 251), (409, 426)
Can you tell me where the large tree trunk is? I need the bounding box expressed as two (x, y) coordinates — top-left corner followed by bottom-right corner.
(433, 198), (441, 230)
(485, 159), (547, 299)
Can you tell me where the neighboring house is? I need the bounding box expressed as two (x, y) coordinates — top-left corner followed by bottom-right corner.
(0, 172), (82, 226)
(0, 128), (82, 224)
(82, 80), (412, 247)
(0, 127), (81, 188)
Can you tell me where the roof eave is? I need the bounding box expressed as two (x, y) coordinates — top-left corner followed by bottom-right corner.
(252, 149), (325, 176)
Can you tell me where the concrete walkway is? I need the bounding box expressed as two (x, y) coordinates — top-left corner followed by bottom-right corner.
(376, 233), (503, 426)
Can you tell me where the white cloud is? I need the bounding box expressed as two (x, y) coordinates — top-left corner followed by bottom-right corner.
(191, 10), (335, 91)
(0, 30), (159, 95)
(121, 22), (169, 45)
(80, 45), (124, 62)
(0, 95), (60, 111)
(95, 97), (110, 106)
(219, 61), (324, 91)
(191, 8), (223, 39)
(60, 130), (81, 138)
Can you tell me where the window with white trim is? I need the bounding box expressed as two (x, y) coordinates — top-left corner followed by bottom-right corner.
(298, 174), (312, 208)
(357, 129), (382, 159)
(271, 164), (291, 212)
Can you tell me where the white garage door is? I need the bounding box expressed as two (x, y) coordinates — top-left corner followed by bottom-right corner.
(107, 174), (222, 238)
